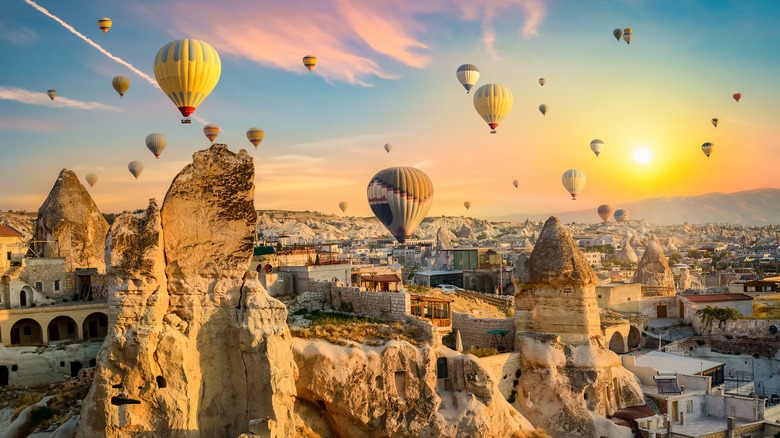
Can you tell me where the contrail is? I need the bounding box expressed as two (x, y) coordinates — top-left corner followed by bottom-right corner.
(24, 0), (159, 89)
(0, 86), (119, 111)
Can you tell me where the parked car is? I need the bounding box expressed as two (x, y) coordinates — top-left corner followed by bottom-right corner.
(435, 284), (464, 293)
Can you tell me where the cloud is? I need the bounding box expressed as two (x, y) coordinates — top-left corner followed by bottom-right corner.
(0, 86), (119, 111)
(135, 0), (547, 85)
(0, 23), (38, 46)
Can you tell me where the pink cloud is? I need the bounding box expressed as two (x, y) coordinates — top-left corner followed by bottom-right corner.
(136, 0), (546, 84)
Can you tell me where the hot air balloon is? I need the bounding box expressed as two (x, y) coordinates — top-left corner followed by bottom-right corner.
(732, 92), (741, 102)
(338, 201), (348, 213)
(701, 142), (714, 158)
(367, 166), (433, 244)
(590, 139), (605, 157)
(597, 204), (613, 222)
(303, 55), (317, 72)
(538, 78), (545, 86)
(473, 83), (513, 134)
(153, 39), (221, 123)
(711, 118), (719, 128)
(203, 124), (220, 142)
(247, 128), (264, 148)
(112, 75), (130, 97)
(128, 161), (143, 179)
(456, 64), (480, 93)
(538, 104), (548, 116)
(85, 173), (98, 187)
(614, 209), (629, 222)
(562, 169), (586, 200)
(145, 133), (167, 159)
(464, 201), (472, 210)
(623, 28), (633, 44)
(384, 143), (392, 153)
(97, 18), (112, 34)
(47, 89), (56, 100)
(612, 28), (623, 41)
(512, 179), (519, 189)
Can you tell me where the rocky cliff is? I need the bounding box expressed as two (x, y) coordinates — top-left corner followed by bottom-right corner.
(511, 217), (644, 438)
(75, 145), (297, 437)
(35, 169), (109, 272)
(631, 234), (675, 293)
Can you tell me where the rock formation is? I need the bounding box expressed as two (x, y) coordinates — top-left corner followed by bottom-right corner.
(292, 339), (533, 437)
(456, 223), (476, 240)
(435, 226), (454, 250)
(511, 217), (644, 437)
(678, 267), (692, 290)
(631, 234), (675, 293)
(76, 145), (297, 437)
(611, 236), (638, 265)
(35, 169), (109, 272)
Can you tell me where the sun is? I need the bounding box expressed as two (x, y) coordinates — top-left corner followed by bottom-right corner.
(632, 147), (653, 165)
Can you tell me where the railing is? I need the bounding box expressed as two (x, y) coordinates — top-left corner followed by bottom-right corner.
(641, 285), (675, 297)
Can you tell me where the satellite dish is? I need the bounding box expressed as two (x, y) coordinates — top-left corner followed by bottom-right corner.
(263, 264), (273, 273)
(392, 263), (401, 271)
(770, 325), (778, 334)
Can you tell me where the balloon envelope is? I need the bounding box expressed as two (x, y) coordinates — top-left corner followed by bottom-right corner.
(47, 89), (56, 100)
(711, 118), (719, 128)
(367, 167), (433, 244)
(338, 201), (348, 213)
(203, 124), (220, 142)
(145, 133), (167, 158)
(128, 161), (143, 179)
(473, 83), (513, 133)
(538, 78), (545, 86)
(153, 39), (221, 119)
(732, 92), (741, 102)
(614, 209), (629, 222)
(562, 169), (586, 200)
(623, 28), (633, 44)
(613, 28), (623, 41)
(701, 142), (714, 158)
(456, 64), (480, 93)
(512, 179), (519, 189)
(97, 18), (112, 34)
(85, 173), (98, 187)
(303, 55), (317, 71)
(112, 75), (130, 97)
(464, 201), (471, 210)
(590, 139), (605, 157)
(597, 204), (613, 222)
(384, 143), (392, 153)
(538, 104), (548, 115)
(247, 128), (265, 148)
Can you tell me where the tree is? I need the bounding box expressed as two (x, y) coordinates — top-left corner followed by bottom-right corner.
(695, 305), (740, 332)
(405, 262), (421, 281)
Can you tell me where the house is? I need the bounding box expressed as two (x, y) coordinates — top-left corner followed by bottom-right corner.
(680, 293), (753, 323)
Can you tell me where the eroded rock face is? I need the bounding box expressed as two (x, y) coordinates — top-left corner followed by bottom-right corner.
(631, 234), (675, 293)
(76, 145), (296, 438)
(292, 338), (532, 438)
(511, 217), (644, 437)
(35, 169), (109, 272)
(611, 237), (638, 265)
(435, 227), (454, 250)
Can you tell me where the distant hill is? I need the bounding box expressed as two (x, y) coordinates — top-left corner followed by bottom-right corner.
(495, 188), (780, 225)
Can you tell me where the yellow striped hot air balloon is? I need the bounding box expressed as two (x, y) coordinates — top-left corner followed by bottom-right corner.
(367, 167), (433, 244)
(97, 18), (112, 34)
(203, 124), (220, 142)
(85, 173), (98, 187)
(145, 133), (167, 159)
(562, 169), (586, 200)
(112, 75), (130, 97)
(247, 128), (264, 148)
(153, 39), (221, 123)
(302, 55), (317, 72)
(473, 83), (513, 134)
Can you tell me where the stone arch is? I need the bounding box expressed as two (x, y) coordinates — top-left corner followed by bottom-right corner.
(627, 325), (641, 350)
(10, 318), (43, 346)
(20, 285), (34, 307)
(82, 312), (108, 341)
(608, 331), (626, 354)
(48, 315), (79, 342)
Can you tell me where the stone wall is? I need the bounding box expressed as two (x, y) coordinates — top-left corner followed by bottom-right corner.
(705, 393), (764, 422)
(690, 315), (780, 340)
(0, 342), (102, 387)
(452, 312), (514, 351)
(20, 257), (69, 298)
(329, 285), (410, 320)
(261, 272), (294, 297)
(476, 352), (522, 399)
(278, 264), (352, 295)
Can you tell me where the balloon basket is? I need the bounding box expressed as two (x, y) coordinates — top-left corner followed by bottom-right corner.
(490, 130), (497, 134)
(181, 118), (192, 124)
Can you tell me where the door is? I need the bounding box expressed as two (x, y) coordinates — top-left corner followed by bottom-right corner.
(88, 321), (98, 339)
(70, 362), (82, 377)
(657, 304), (667, 318)
(49, 324), (60, 342)
(679, 301), (685, 319)
(10, 328), (20, 345)
(0, 366), (8, 386)
(19, 290), (26, 307)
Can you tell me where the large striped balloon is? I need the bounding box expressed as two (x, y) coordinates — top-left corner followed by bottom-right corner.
(614, 209), (629, 222)
(473, 83), (513, 133)
(153, 39), (221, 119)
(367, 167), (433, 244)
(597, 204), (613, 222)
(562, 169), (586, 200)
(112, 75), (130, 97)
(145, 133), (167, 159)
(456, 64), (480, 93)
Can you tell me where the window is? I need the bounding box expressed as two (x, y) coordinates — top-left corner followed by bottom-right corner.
(54, 280), (61, 291)
(35, 281), (43, 291)
(6, 252), (10, 260)
(597, 295), (602, 299)
(686, 400), (693, 413)
(627, 297), (631, 301)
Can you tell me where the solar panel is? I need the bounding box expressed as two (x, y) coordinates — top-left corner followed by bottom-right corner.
(655, 378), (681, 394)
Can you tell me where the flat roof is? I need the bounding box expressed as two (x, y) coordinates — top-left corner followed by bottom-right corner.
(634, 350), (723, 375)
(684, 293), (753, 302)
(415, 270), (463, 276)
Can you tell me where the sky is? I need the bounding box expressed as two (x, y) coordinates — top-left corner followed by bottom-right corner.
(1, 0), (780, 220)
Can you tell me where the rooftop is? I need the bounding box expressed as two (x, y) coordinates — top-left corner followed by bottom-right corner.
(0, 224), (23, 238)
(634, 350), (723, 375)
(684, 293), (753, 303)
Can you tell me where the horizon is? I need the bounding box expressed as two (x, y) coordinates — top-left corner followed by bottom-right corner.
(2, 1), (780, 218)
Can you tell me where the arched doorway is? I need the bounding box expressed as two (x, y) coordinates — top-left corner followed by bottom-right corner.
(10, 318), (44, 346)
(82, 312), (109, 341)
(48, 316), (78, 342)
(19, 289), (27, 307)
(627, 326), (641, 350)
(608, 331), (626, 354)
